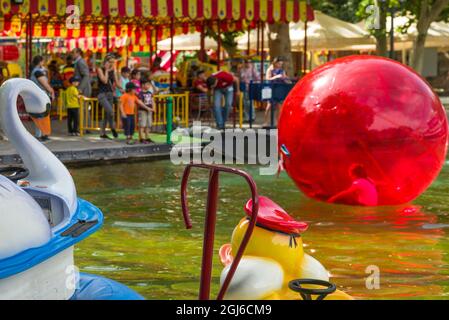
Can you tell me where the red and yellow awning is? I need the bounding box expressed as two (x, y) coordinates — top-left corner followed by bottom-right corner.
(0, 0), (313, 23)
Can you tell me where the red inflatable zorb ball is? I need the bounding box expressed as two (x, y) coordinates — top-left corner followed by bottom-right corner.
(278, 56), (448, 206)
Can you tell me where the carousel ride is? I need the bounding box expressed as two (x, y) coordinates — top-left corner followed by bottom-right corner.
(0, 79), (142, 300)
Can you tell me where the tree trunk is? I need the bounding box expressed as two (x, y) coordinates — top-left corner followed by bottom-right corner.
(412, 0), (431, 73)
(412, 32), (428, 73)
(223, 43), (238, 58)
(411, 0), (449, 73)
(374, 0), (388, 57)
(268, 22), (293, 77)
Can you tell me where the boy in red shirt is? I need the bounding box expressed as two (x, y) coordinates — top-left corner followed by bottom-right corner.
(206, 71), (240, 130)
(193, 70), (208, 93)
(119, 82), (151, 145)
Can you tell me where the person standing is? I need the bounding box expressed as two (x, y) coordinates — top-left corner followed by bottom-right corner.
(48, 60), (63, 90)
(151, 56), (163, 74)
(138, 78), (156, 144)
(72, 48), (92, 97)
(30, 56), (55, 100)
(130, 69), (142, 95)
(206, 71), (240, 130)
(115, 66), (131, 99)
(73, 49), (93, 133)
(238, 59), (260, 122)
(30, 55), (54, 142)
(96, 55), (118, 140)
(119, 82), (150, 145)
(193, 70), (208, 94)
(65, 76), (82, 136)
(62, 55), (75, 89)
(264, 57), (288, 127)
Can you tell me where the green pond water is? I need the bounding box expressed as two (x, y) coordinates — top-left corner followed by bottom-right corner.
(72, 160), (449, 300)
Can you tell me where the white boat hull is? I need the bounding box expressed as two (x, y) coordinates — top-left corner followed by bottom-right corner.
(0, 247), (76, 300)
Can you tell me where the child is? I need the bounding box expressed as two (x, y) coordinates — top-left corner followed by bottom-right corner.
(138, 78), (156, 144)
(116, 66), (131, 99)
(66, 76), (83, 136)
(328, 164), (378, 206)
(130, 69), (142, 94)
(119, 82), (151, 145)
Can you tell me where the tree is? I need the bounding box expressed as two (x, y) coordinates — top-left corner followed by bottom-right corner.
(311, 0), (391, 56)
(411, 0), (449, 72)
(267, 23), (294, 76)
(357, 0), (400, 57)
(357, 0), (449, 72)
(269, 0), (365, 76)
(311, 0), (364, 23)
(205, 28), (242, 58)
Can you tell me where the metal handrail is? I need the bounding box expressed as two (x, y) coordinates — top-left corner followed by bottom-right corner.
(181, 163), (259, 300)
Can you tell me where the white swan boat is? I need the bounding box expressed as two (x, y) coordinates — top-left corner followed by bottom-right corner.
(0, 79), (142, 300)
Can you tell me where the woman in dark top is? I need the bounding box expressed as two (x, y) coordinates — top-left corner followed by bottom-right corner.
(29, 55), (54, 141)
(264, 56), (288, 127)
(30, 55), (55, 100)
(96, 55), (118, 139)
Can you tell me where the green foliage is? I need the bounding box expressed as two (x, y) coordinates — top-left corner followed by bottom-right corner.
(310, 0), (365, 23)
(205, 28), (244, 56)
(311, 0), (449, 24)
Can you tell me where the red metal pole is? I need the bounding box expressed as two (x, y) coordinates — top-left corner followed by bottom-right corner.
(106, 16), (110, 54)
(170, 18), (175, 90)
(217, 21), (221, 71)
(260, 22), (265, 82)
(126, 44), (129, 66)
(200, 21), (206, 62)
(180, 163), (260, 301)
(199, 169), (219, 300)
(149, 26), (154, 68)
(303, 19), (308, 75)
(247, 22), (251, 56)
(25, 15), (29, 78)
(26, 13), (33, 78)
(155, 26), (159, 54)
(256, 21), (260, 57)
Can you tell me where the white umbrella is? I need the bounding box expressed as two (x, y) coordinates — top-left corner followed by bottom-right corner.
(157, 33), (217, 51)
(290, 11), (374, 51)
(357, 16), (449, 50)
(236, 11), (375, 52)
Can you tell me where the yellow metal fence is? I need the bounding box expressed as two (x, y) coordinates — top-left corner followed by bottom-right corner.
(57, 90), (244, 136)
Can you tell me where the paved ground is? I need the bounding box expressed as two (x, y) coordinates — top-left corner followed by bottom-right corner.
(0, 120), (189, 165)
(0, 110), (271, 165)
(0, 120), (165, 153)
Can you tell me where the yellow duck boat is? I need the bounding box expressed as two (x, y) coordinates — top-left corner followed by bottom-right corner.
(181, 163), (353, 300)
(219, 196), (353, 300)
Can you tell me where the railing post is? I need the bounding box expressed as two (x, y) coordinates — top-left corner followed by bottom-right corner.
(79, 97), (84, 137)
(199, 169), (219, 300)
(270, 82), (275, 129)
(166, 96), (173, 144)
(239, 92), (243, 129)
(185, 92), (190, 128)
(58, 89), (63, 121)
(249, 81), (252, 129)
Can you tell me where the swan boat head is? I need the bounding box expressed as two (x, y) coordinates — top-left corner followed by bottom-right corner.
(0, 78), (77, 223)
(0, 79), (103, 300)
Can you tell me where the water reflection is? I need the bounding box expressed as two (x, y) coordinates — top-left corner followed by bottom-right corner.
(72, 161), (449, 300)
